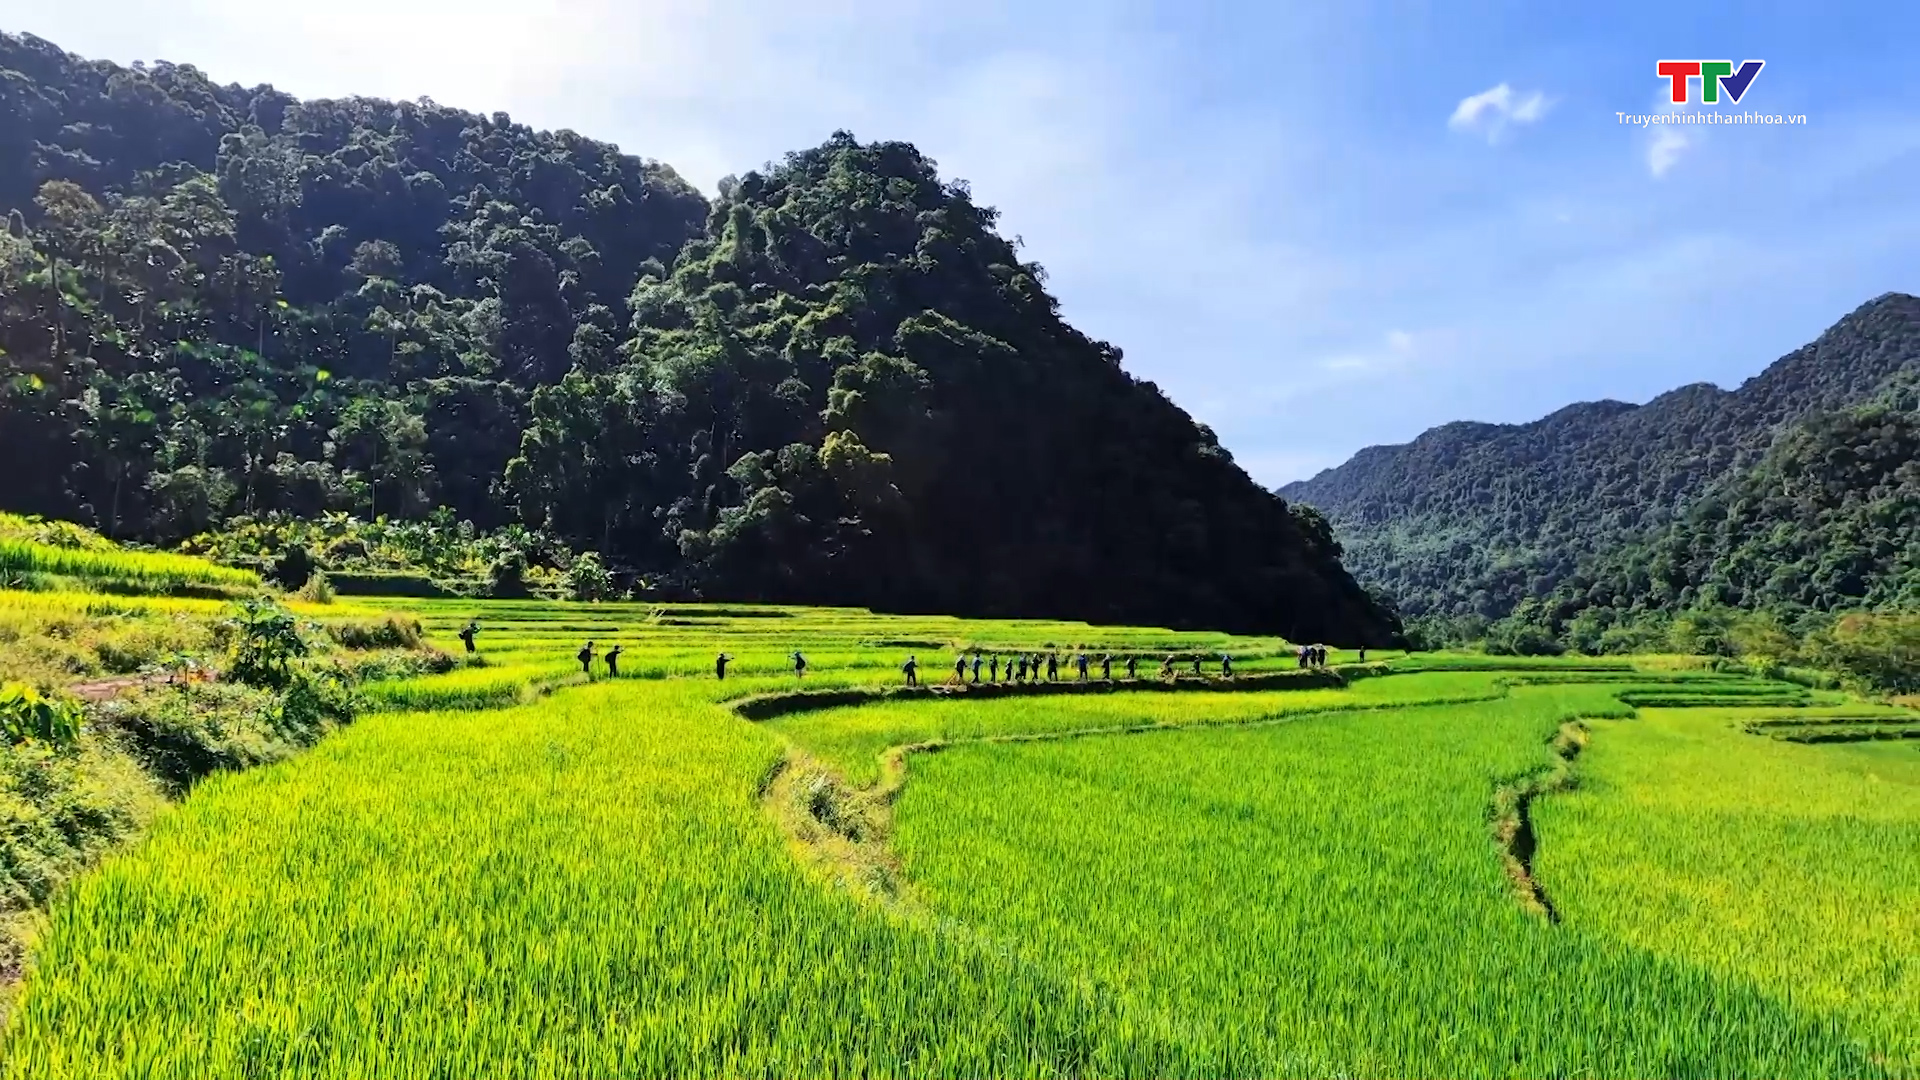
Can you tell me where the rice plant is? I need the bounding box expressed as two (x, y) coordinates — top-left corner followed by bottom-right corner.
(2, 599), (1913, 1077)
(0, 539), (257, 591)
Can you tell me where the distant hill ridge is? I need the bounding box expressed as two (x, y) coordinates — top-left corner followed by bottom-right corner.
(1281, 292), (1920, 621)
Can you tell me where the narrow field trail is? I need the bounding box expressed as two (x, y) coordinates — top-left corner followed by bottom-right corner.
(65, 670), (218, 702)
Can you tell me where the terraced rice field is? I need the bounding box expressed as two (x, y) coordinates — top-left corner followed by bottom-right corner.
(0, 539), (258, 591)
(3, 599), (1915, 1077)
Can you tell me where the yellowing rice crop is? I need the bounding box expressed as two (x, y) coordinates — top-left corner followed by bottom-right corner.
(2, 599), (1915, 1077)
(0, 539), (258, 591)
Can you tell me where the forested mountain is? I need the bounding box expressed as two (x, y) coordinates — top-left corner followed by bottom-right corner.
(0, 32), (1394, 642)
(1536, 371), (1920, 647)
(1281, 293), (1920, 624)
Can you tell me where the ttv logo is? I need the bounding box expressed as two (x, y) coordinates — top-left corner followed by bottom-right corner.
(1657, 60), (1765, 104)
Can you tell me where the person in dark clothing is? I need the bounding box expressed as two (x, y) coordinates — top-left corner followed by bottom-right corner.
(1358, 646), (1367, 663)
(1317, 645), (1329, 667)
(990, 655), (1000, 682)
(903, 655), (919, 686)
(458, 621), (480, 654)
(1191, 656), (1203, 677)
(715, 653), (733, 680)
(1126, 656), (1138, 680)
(1075, 653), (1089, 681)
(1101, 654), (1113, 681)
(792, 651), (807, 678)
(1046, 653), (1059, 682)
(972, 654), (983, 684)
(1297, 645), (1309, 669)
(952, 655), (968, 685)
(605, 645), (623, 678)
(1221, 654), (1233, 678)
(1016, 655), (1029, 681)
(578, 641), (595, 675)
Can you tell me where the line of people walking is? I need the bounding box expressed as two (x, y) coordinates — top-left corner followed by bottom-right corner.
(565, 642), (1351, 682)
(902, 649), (1239, 686)
(1297, 644), (1334, 669)
(578, 640), (624, 677)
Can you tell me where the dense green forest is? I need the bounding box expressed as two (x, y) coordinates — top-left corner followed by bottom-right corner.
(1282, 293), (1920, 640)
(0, 32), (1394, 642)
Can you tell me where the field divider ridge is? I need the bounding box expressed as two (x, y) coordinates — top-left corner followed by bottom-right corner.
(1487, 719), (1597, 923)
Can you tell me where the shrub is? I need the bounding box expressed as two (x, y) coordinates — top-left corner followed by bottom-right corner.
(276, 667), (360, 740)
(295, 570), (336, 604)
(1483, 622), (1564, 657)
(490, 549), (530, 599)
(326, 616), (424, 651)
(94, 681), (284, 789)
(1806, 612), (1920, 694)
(0, 732), (159, 917)
(0, 682), (84, 746)
(95, 668), (359, 791)
(325, 649), (457, 684)
(273, 544), (317, 590)
(224, 599), (310, 688)
(566, 551), (614, 602)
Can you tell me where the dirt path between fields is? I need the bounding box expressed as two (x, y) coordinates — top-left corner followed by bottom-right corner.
(66, 670), (217, 702)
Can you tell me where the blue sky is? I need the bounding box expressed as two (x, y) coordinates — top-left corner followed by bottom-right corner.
(4, 0), (1918, 485)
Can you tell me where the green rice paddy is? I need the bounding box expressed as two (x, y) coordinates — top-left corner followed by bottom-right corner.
(3, 598), (1914, 1076)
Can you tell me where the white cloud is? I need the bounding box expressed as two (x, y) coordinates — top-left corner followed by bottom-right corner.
(1648, 127), (1690, 177)
(1448, 83), (1552, 143)
(1314, 329), (1419, 374)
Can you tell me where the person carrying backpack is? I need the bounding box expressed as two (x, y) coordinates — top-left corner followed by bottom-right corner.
(578, 641), (595, 675)
(903, 655), (919, 686)
(458, 620), (480, 654)
(792, 651), (807, 678)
